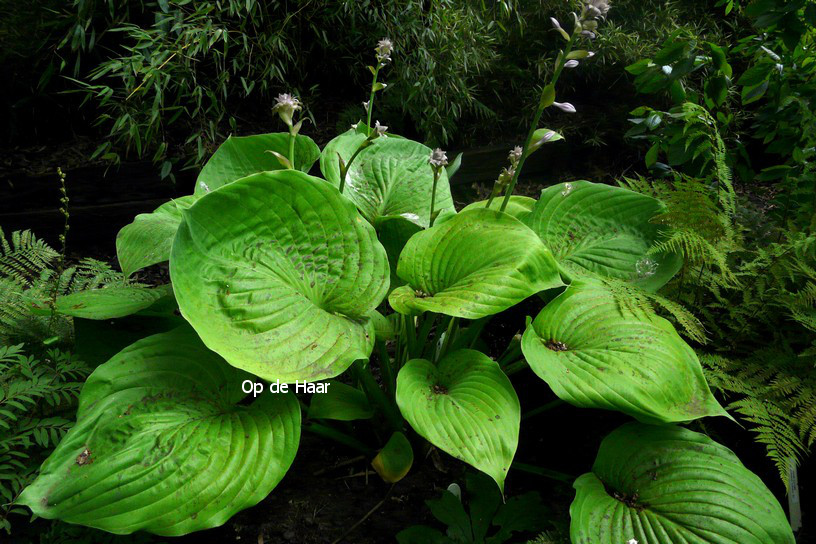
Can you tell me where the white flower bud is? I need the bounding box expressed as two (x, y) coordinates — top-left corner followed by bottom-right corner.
(761, 46), (781, 62)
(373, 120), (388, 136)
(565, 59), (580, 68)
(550, 17), (562, 29)
(626, 539), (638, 544)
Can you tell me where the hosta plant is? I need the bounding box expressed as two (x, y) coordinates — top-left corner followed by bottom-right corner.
(18, 2), (794, 542)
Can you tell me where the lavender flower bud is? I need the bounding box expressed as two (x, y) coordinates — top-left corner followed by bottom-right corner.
(429, 148), (449, 168)
(553, 101), (577, 113)
(272, 93), (302, 127)
(551, 16), (571, 41)
(373, 120), (388, 137)
(583, 0), (611, 20)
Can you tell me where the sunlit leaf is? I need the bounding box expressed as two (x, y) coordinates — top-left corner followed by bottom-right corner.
(523, 180), (682, 291)
(194, 133), (320, 196)
(390, 209), (563, 319)
(396, 349), (520, 491)
(171, 170), (389, 382)
(116, 196), (196, 276)
(18, 326), (301, 536)
(522, 280), (729, 424)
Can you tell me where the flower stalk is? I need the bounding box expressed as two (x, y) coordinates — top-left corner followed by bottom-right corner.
(499, 1), (610, 212)
(429, 148), (448, 226)
(339, 121), (388, 193)
(272, 93), (303, 169)
(366, 39), (393, 137)
(498, 31), (578, 212)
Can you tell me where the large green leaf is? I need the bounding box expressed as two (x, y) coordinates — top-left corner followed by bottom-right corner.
(116, 196), (197, 276)
(389, 209), (563, 319)
(171, 170), (390, 382)
(521, 280), (728, 424)
(194, 133), (320, 196)
(18, 326), (301, 536)
(523, 181), (682, 291)
(396, 349), (520, 491)
(571, 423), (795, 544)
(320, 133), (455, 227)
(50, 285), (172, 320)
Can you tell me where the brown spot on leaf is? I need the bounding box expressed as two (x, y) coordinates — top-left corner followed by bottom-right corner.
(545, 339), (568, 351)
(76, 447), (93, 466)
(432, 384), (448, 395)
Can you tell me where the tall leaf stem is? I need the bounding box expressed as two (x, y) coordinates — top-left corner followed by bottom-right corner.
(511, 461), (574, 483)
(503, 359), (529, 376)
(305, 423), (373, 455)
(352, 361), (403, 432)
(376, 339), (395, 396)
(499, 33), (578, 212)
(522, 399), (566, 419)
(437, 316), (459, 362)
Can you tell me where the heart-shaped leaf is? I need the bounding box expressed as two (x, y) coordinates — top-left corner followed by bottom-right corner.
(18, 326), (301, 536)
(50, 285), (172, 319)
(320, 134), (455, 228)
(116, 196), (197, 276)
(389, 209), (563, 319)
(459, 196), (536, 221)
(171, 169), (390, 382)
(521, 280), (728, 424)
(396, 349), (520, 491)
(571, 423), (795, 544)
(194, 133), (320, 196)
(523, 180), (682, 291)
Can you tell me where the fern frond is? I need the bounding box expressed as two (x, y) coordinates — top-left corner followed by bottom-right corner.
(700, 348), (816, 488)
(0, 228), (58, 288)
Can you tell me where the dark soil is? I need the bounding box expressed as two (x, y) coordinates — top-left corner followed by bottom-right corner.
(189, 433), (457, 544)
